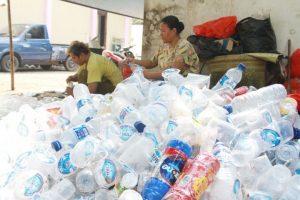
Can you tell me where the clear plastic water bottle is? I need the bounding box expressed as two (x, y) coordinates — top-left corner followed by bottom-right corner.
(39, 178), (75, 200)
(279, 175), (300, 200)
(76, 168), (97, 193)
(253, 164), (291, 199)
(73, 83), (97, 122)
(118, 189), (143, 200)
(110, 97), (141, 125)
(212, 63), (246, 90)
(51, 123), (96, 151)
(141, 139), (192, 200)
(231, 84), (287, 113)
(70, 136), (108, 168)
(93, 156), (121, 189)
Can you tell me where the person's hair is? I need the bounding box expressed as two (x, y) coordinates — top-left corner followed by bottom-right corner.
(161, 15), (185, 34)
(67, 40), (90, 56)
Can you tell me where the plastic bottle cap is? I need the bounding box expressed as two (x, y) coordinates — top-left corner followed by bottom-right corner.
(51, 140), (62, 151)
(223, 104), (233, 114)
(134, 121), (146, 133)
(237, 63), (246, 72)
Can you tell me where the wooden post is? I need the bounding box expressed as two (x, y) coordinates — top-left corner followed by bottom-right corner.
(7, 0), (15, 90)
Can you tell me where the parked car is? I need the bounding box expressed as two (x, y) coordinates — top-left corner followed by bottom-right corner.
(0, 24), (78, 72)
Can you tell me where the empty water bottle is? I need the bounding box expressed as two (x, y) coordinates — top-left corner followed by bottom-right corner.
(76, 168), (97, 193)
(51, 123), (97, 152)
(212, 63), (246, 90)
(39, 178), (75, 200)
(231, 84), (287, 113)
(73, 83), (97, 122)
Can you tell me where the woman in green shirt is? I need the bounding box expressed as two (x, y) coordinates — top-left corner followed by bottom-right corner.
(125, 15), (199, 80)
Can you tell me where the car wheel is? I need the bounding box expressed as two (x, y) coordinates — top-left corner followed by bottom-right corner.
(64, 56), (78, 71)
(40, 65), (52, 70)
(0, 54), (20, 72)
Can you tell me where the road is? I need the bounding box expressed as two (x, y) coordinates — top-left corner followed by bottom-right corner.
(0, 66), (74, 118)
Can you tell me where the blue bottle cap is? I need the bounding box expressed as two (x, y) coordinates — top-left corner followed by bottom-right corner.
(223, 104), (233, 114)
(167, 139), (192, 158)
(293, 127), (300, 139)
(51, 140), (62, 151)
(141, 177), (171, 200)
(134, 121), (145, 133)
(237, 63), (246, 72)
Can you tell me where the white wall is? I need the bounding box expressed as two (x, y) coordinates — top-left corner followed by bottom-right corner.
(143, 0), (300, 58)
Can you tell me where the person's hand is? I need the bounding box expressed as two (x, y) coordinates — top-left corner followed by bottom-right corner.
(65, 86), (73, 96)
(66, 75), (75, 83)
(122, 57), (135, 65)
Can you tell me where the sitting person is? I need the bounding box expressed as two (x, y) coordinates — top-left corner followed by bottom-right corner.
(65, 41), (123, 95)
(124, 15), (199, 80)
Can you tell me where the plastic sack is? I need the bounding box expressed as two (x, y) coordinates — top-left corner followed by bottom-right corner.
(236, 17), (277, 53)
(291, 49), (300, 78)
(193, 16), (237, 39)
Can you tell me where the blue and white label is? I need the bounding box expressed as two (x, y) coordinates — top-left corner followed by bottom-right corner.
(84, 141), (95, 158)
(166, 120), (178, 135)
(101, 159), (117, 184)
(260, 129), (281, 147)
(77, 99), (90, 110)
(150, 148), (161, 166)
(119, 106), (134, 124)
(58, 153), (77, 175)
(34, 149), (56, 164)
(120, 124), (136, 141)
(178, 85), (193, 101)
(219, 75), (237, 89)
(160, 155), (185, 185)
(145, 131), (159, 146)
(15, 151), (33, 171)
(24, 173), (44, 197)
(73, 125), (89, 140)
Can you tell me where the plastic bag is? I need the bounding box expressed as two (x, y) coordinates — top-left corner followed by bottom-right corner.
(193, 16), (237, 39)
(236, 17), (277, 53)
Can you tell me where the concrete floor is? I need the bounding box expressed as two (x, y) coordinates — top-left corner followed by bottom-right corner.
(0, 65), (74, 118)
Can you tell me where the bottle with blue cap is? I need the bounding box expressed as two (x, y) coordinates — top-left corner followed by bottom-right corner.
(212, 63), (246, 91)
(51, 123), (96, 153)
(141, 139), (192, 200)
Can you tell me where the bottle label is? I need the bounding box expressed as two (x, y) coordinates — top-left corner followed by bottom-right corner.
(119, 106), (134, 124)
(120, 124), (136, 141)
(77, 99), (90, 110)
(24, 173), (44, 197)
(166, 120), (178, 135)
(260, 129), (281, 147)
(233, 179), (241, 196)
(145, 131), (159, 146)
(160, 153), (186, 185)
(219, 75), (237, 89)
(178, 85), (193, 100)
(150, 148), (161, 166)
(58, 153), (77, 175)
(84, 140), (95, 158)
(73, 125), (89, 140)
(101, 159), (117, 184)
(34, 149), (56, 164)
(15, 151), (33, 171)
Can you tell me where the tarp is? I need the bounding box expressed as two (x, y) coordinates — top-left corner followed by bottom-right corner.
(61, 0), (144, 19)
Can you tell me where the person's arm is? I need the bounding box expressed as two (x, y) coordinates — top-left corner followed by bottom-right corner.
(66, 74), (78, 83)
(143, 70), (163, 80)
(130, 58), (156, 69)
(87, 82), (98, 94)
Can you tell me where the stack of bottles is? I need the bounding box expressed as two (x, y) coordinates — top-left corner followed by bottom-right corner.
(0, 63), (299, 200)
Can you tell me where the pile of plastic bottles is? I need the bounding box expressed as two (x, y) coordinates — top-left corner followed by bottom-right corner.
(0, 63), (299, 200)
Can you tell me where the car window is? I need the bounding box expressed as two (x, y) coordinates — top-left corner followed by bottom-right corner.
(28, 26), (45, 39)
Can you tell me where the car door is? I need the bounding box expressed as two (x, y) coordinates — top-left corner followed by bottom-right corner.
(20, 25), (52, 65)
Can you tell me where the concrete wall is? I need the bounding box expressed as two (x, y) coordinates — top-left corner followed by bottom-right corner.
(143, 0), (300, 59)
